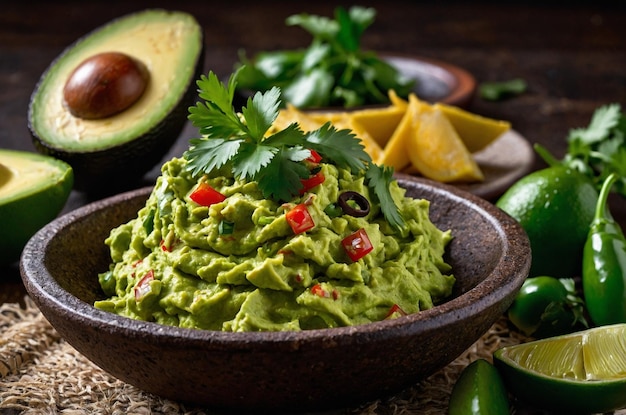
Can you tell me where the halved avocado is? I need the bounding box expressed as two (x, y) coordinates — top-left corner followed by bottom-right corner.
(0, 149), (73, 266)
(28, 9), (205, 192)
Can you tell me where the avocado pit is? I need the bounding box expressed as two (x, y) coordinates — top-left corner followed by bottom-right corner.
(63, 51), (149, 119)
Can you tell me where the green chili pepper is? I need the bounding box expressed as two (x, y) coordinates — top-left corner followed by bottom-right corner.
(98, 270), (116, 297)
(258, 216), (275, 226)
(324, 203), (343, 218)
(218, 220), (235, 235)
(582, 173), (626, 326)
(142, 208), (155, 235)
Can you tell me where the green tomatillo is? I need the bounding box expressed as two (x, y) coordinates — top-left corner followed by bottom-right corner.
(507, 276), (587, 338)
(582, 173), (626, 326)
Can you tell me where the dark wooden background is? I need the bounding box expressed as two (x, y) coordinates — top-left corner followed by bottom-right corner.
(1, 1), (625, 301)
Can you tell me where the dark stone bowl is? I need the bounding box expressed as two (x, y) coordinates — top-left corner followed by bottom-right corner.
(20, 176), (530, 413)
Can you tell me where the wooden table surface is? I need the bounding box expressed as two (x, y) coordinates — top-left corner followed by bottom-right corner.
(1, 1), (625, 303)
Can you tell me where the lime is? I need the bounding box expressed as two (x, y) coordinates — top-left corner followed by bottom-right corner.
(496, 165), (598, 278)
(448, 359), (509, 415)
(494, 323), (626, 414)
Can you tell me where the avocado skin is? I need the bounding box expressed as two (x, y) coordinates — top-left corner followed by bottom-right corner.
(27, 10), (205, 193)
(0, 158), (73, 266)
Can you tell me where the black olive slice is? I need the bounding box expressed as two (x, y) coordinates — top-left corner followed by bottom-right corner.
(338, 191), (370, 217)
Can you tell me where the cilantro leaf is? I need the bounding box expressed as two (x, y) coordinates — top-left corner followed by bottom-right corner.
(196, 70), (238, 118)
(231, 142), (276, 180)
(188, 102), (242, 137)
(366, 164), (405, 231)
(283, 68), (335, 108)
(336, 6), (375, 52)
(568, 103), (621, 145)
(263, 123), (309, 148)
(241, 87), (281, 140)
(479, 78), (527, 101)
(286, 13), (338, 39)
(304, 122), (371, 172)
(256, 148), (310, 201)
(184, 138), (242, 177)
(537, 103), (626, 197)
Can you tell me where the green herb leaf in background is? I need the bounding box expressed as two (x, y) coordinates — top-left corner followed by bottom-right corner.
(479, 78), (527, 101)
(536, 103), (626, 196)
(235, 6), (414, 108)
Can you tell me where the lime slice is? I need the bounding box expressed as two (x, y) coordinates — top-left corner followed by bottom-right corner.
(494, 323), (626, 414)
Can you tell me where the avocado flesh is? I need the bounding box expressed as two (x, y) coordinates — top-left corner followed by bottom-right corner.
(0, 150), (73, 266)
(28, 9), (204, 190)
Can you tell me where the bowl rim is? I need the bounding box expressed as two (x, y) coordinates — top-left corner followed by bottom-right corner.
(381, 53), (477, 107)
(21, 177), (529, 350)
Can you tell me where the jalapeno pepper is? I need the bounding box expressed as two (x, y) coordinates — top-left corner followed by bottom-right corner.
(582, 173), (626, 326)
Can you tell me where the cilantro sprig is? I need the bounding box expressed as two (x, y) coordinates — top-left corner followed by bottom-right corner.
(234, 5), (414, 109)
(535, 103), (626, 196)
(184, 69), (406, 230)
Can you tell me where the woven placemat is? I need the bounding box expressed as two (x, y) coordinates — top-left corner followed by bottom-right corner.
(0, 297), (618, 415)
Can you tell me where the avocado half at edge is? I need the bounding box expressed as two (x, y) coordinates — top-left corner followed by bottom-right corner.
(28, 9), (205, 192)
(0, 149), (73, 266)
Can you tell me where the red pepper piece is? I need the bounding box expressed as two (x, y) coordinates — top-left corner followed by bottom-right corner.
(299, 171), (325, 195)
(342, 228), (373, 261)
(286, 204), (315, 234)
(311, 283), (330, 298)
(160, 239), (174, 252)
(307, 149), (322, 164)
(134, 269), (155, 300)
(385, 304), (408, 319)
(189, 182), (226, 206)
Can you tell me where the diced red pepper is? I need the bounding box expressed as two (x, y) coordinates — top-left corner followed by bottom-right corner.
(160, 239), (174, 252)
(299, 171), (325, 195)
(286, 204), (315, 234)
(342, 228), (373, 261)
(189, 182), (226, 206)
(306, 149), (322, 164)
(134, 269), (155, 300)
(311, 283), (330, 298)
(385, 304), (408, 319)
(310, 284), (339, 300)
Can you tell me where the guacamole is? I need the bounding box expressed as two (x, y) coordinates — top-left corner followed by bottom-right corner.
(95, 157), (454, 331)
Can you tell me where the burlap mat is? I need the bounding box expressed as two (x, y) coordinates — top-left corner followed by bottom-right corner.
(1, 298), (621, 415)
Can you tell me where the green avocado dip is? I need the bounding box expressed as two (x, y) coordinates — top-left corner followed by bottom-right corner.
(94, 70), (454, 332)
(95, 159), (453, 331)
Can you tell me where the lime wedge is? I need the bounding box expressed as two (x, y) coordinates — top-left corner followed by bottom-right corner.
(494, 324), (626, 414)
